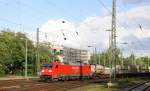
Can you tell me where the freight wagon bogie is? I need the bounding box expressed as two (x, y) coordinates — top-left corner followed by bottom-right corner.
(55, 75), (90, 81)
(40, 75), (52, 82)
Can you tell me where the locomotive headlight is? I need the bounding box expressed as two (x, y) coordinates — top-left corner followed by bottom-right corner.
(49, 70), (52, 72)
(41, 70), (45, 72)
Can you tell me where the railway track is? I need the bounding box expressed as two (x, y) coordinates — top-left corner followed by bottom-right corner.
(0, 79), (107, 91)
(123, 82), (150, 91)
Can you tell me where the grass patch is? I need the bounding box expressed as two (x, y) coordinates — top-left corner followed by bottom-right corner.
(0, 74), (7, 77)
(86, 84), (119, 91)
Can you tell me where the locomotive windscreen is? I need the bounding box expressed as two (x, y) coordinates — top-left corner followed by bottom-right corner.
(43, 64), (53, 68)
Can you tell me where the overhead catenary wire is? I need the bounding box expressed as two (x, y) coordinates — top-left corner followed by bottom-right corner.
(44, 0), (91, 37)
(96, 0), (112, 14)
(0, 0), (87, 44)
(0, 18), (35, 31)
(14, 0), (48, 22)
(0, 0), (46, 23)
(0, 0), (56, 42)
(0, 0), (74, 36)
(45, 0), (81, 34)
(38, 30), (79, 45)
(45, 0), (88, 22)
(14, 0), (49, 19)
(96, 0), (146, 54)
(0, 0), (146, 53)
(0, 0), (43, 31)
(118, 1), (144, 54)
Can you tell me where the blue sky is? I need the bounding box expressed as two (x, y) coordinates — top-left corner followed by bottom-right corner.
(0, 0), (144, 29)
(0, 0), (108, 28)
(0, 0), (149, 56)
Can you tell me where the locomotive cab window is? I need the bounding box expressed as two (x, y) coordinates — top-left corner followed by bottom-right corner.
(43, 64), (53, 68)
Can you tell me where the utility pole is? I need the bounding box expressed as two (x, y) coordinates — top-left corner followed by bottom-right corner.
(111, 0), (117, 81)
(88, 46), (96, 65)
(92, 48), (94, 65)
(94, 47), (97, 64)
(25, 39), (28, 78)
(121, 52), (123, 68)
(36, 28), (40, 76)
(148, 57), (149, 72)
(98, 50), (101, 65)
(104, 53), (106, 67)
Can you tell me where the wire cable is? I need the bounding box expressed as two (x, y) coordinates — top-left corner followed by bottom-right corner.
(96, 0), (146, 53)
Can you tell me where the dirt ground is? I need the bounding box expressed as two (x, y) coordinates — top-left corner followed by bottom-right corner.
(67, 84), (118, 91)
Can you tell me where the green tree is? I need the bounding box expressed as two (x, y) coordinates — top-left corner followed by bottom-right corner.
(0, 30), (35, 75)
(39, 42), (52, 63)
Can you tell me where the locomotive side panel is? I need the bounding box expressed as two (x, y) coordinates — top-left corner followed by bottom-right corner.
(53, 63), (91, 79)
(40, 62), (92, 81)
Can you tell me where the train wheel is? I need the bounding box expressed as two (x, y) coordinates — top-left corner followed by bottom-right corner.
(66, 76), (69, 81)
(85, 76), (89, 80)
(83, 76), (89, 80)
(64, 76), (68, 81)
(52, 78), (58, 81)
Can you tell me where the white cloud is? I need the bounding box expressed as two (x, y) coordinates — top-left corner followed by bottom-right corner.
(29, 5), (150, 56)
(134, 28), (150, 39)
(38, 16), (111, 50)
(39, 19), (83, 48)
(117, 5), (150, 40)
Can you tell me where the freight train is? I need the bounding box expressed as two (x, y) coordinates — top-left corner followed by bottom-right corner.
(40, 61), (150, 81)
(40, 45), (150, 81)
(40, 61), (92, 81)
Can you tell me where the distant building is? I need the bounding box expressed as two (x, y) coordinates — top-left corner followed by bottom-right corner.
(52, 45), (90, 65)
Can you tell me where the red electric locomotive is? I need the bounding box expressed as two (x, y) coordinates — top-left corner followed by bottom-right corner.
(40, 61), (92, 81)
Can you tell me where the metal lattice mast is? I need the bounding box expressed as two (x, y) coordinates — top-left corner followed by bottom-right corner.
(111, 0), (117, 81)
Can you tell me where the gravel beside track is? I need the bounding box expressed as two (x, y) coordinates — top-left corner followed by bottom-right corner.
(123, 82), (150, 91)
(0, 79), (107, 91)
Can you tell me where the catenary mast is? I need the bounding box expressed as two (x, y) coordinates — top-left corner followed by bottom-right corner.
(111, 0), (117, 81)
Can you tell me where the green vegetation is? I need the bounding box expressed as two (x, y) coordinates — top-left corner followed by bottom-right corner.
(90, 48), (150, 69)
(0, 29), (52, 76)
